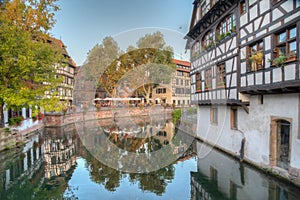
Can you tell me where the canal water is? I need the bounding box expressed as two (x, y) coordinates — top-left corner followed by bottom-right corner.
(0, 117), (299, 200)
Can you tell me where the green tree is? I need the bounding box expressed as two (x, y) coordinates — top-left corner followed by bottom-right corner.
(0, 0), (62, 127)
(99, 32), (176, 100)
(84, 36), (119, 84)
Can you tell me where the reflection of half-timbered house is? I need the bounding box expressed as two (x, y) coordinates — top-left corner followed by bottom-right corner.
(186, 0), (300, 184)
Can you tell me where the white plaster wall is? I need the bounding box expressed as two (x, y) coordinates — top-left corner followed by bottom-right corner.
(197, 94), (300, 170)
(260, 0), (270, 14)
(197, 106), (243, 157)
(239, 94), (300, 168)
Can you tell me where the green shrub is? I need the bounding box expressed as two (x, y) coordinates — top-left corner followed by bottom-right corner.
(8, 116), (23, 126)
(187, 107), (197, 114)
(173, 109), (182, 125)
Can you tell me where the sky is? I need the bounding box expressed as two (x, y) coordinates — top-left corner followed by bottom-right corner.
(51, 0), (194, 66)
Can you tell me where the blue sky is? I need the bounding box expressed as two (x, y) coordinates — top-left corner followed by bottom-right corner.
(52, 0), (194, 66)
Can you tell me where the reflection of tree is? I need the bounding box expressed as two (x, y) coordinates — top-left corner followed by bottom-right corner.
(128, 165), (175, 196)
(79, 136), (175, 195)
(81, 145), (121, 192)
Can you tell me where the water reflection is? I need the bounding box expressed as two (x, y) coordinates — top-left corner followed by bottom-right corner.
(0, 119), (196, 199)
(77, 116), (194, 173)
(1, 119), (300, 199)
(191, 142), (300, 200)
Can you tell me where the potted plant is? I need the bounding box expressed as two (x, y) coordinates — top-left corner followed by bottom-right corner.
(217, 81), (226, 87)
(230, 25), (236, 33)
(205, 84), (212, 90)
(225, 31), (231, 37)
(37, 112), (44, 120)
(268, 53), (287, 67)
(286, 51), (297, 62)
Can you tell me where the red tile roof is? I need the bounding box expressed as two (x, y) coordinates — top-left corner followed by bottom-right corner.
(172, 59), (190, 67)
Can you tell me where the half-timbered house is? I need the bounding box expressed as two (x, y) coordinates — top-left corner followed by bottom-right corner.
(186, 0), (300, 184)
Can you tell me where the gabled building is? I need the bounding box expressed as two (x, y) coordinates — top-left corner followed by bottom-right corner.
(46, 38), (77, 106)
(3, 38), (77, 124)
(152, 59), (191, 106)
(186, 0), (300, 184)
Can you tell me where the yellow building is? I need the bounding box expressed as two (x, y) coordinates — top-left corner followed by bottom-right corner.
(152, 59), (191, 106)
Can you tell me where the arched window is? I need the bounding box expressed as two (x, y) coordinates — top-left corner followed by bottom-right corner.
(216, 14), (236, 41)
(202, 30), (214, 50)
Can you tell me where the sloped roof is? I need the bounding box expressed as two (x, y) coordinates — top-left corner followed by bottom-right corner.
(172, 59), (190, 67)
(47, 37), (77, 67)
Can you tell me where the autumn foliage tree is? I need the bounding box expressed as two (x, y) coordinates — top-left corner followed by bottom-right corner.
(0, 0), (62, 127)
(85, 31), (175, 100)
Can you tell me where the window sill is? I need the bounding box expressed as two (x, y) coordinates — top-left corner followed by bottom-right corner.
(246, 68), (265, 74)
(217, 85), (226, 89)
(285, 57), (297, 63)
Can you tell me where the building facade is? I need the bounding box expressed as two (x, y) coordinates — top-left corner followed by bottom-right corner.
(46, 38), (77, 106)
(152, 59), (191, 106)
(3, 38), (76, 124)
(186, 0), (300, 184)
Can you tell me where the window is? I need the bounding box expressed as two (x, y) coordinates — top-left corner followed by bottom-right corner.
(205, 69), (212, 90)
(176, 79), (179, 85)
(196, 73), (202, 91)
(192, 41), (200, 59)
(216, 63), (226, 87)
(202, 30), (214, 50)
(240, 0), (246, 14)
(156, 88), (166, 94)
(247, 41), (264, 71)
(216, 14), (236, 42)
(175, 88), (184, 94)
(210, 107), (218, 124)
(177, 71), (183, 76)
(231, 107), (238, 129)
(274, 26), (297, 61)
(181, 79), (183, 85)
